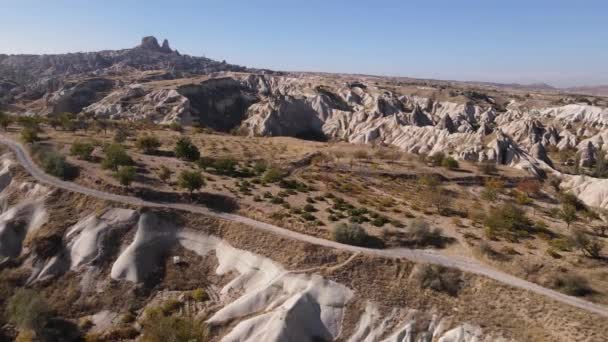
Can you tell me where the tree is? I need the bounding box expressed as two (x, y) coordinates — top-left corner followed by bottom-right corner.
(40, 151), (75, 180)
(570, 229), (603, 258)
(178, 170), (204, 196)
(157, 165), (172, 183)
(174, 137), (200, 161)
(0, 112), (13, 130)
(428, 152), (445, 166)
(331, 222), (369, 246)
(560, 204), (577, 229)
(484, 203), (531, 241)
(20, 127), (39, 143)
(135, 134), (162, 154)
(114, 166), (136, 188)
(59, 112), (76, 131)
(421, 187), (451, 215)
(114, 128), (129, 143)
(102, 143), (133, 171)
(478, 161), (498, 175)
(70, 140), (95, 160)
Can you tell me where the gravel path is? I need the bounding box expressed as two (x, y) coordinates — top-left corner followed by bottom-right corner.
(2, 135), (607, 318)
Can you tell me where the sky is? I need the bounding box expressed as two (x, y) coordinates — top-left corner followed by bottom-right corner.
(1, 0), (607, 87)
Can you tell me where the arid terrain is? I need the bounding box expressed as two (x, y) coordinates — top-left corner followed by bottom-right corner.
(1, 37), (608, 341)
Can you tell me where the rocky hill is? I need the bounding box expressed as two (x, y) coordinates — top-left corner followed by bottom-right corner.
(3, 36), (608, 208)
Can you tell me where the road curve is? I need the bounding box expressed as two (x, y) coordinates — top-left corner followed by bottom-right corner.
(1, 135), (608, 318)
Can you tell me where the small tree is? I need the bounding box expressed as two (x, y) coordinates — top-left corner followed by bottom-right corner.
(331, 222), (369, 246)
(21, 127), (39, 143)
(114, 128), (129, 143)
(0, 112), (13, 130)
(174, 137), (200, 161)
(135, 134), (162, 154)
(114, 166), (136, 188)
(70, 140), (95, 160)
(560, 204), (577, 229)
(570, 229), (603, 258)
(478, 161), (498, 175)
(157, 165), (172, 183)
(262, 166), (287, 183)
(102, 143), (133, 171)
(178, 170), (205, 196)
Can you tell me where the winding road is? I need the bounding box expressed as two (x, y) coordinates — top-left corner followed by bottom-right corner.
(2, 135), (608, 318)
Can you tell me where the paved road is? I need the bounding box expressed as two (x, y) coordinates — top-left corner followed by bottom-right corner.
(2, 135), (608, 318)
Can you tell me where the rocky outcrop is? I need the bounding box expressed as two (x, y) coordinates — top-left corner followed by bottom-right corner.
(45, 78), (114, 114)
(579, 141), (597, 167)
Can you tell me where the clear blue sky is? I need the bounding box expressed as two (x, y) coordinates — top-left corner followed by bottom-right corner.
(1, 0), (607, 87)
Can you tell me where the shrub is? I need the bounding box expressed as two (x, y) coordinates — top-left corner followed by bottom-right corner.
(102, 143), (133, 171)
(6, 289), (51, 332)
(21, 127), (39, 143)
(331, 222), (369, 246)
(157, 165), (171, 183)
(113, 128), (129, 143)
(190, 288), (208, 302)
(40, 150), (77, 180)
(113, 166), (136, 187)
(161, 299), (182, 316)
(212, 158), (237, 176)
(135, 135), (161, 154)
(253, 160), (268, 174)
(560, 204), (577, 229)
(548, 273), (594, 297)
(484, 203), (531, 241)
(169, 122), (183, 132)
(515, 191), (533, 205)
(570, 229), (603, 258)
(408, 218), (444, 246)
(141, 312), (208, 342)
(174, 137), (200, 161)
(70, 140), (95, 160)
(410, 263), (462, 296)
(303, 203), (316, 212)
(428, 152), (445, 166)
(441, 156), (459, 169)
(178, 170), (205, 195)
(262, 166), (287, 183)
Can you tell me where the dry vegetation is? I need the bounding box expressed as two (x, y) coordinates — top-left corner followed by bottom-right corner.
(0, 115), (607, 339)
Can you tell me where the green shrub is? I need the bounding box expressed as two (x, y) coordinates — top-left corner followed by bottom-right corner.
(141, 312), (208, 342)
(21, 127), (39, 143)
(161, 299), (182, 316)
(178, 170), (205, 195)
(102, 143), (133, 171)
(411, 264), (462, 296)
(35, 149), (78, 180)
(70, 140), (95, 160)
(331, 222), (369, 246)
(484, 203), (531, 241)
(253, 160), (268, 174)
(441, 157), (459, 169)
(262, 166), (287, 183)
(135, 134), (161, 154)
(190, 288), (208, 302)
(548, 273), (594, 297)
(174, 137), (200, 161)
(157, 165), (172, 183)
(113, 166), (136, 187)
(303, 204), (316, 212)
(408, 218), (444, 246)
